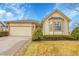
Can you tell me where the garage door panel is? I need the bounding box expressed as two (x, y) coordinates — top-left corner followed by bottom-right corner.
(10, 27), (32, 36)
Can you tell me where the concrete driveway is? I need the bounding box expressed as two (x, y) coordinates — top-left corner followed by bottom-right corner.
(0, 36), (31, 56)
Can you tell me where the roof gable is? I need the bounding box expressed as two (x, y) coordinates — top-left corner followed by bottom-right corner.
(41, 9), (70, 25)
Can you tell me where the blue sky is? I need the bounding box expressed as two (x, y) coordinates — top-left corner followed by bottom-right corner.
(0, 3), (79, 31)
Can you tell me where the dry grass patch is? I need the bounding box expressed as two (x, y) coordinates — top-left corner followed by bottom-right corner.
(22, 41), (79, 56)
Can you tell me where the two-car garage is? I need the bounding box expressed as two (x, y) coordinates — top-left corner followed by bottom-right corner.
(6, 20), (36, 37)
(10, 26), (32, 37)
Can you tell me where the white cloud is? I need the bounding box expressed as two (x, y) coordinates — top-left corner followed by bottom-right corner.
(67, 10), (78, 18)
(0, 4), (35, 21)
(6, 12), (13, 17)
(10, 3), (17, 6)
(0, 9), (7, 20)
(6, 12), (15, 21)
(75, 7), (79, 10)
(0, 9), (14, 21)
(0, 9), (6, 14)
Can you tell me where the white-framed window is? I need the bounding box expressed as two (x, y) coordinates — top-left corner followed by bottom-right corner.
(54, 22), (62, 31)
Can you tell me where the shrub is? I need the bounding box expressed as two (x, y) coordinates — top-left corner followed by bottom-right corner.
(32, 27), (43, 41)
(42, 35), (75, 41)
(0, 31), (9, 37)
(71, 27), (79, 40)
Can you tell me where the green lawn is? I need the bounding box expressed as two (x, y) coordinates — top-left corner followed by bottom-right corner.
(22, 41), (79, 56)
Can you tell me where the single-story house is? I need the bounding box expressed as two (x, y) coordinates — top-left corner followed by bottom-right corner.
(5, 9), (70, 37)
(5, 20), (39, 37)
(42, 9), (70, 35)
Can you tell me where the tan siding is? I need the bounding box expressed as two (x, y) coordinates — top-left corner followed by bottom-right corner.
(43, 11), (69, 35)
(63, 19), (69, 35)
(43, 20), (49, 35)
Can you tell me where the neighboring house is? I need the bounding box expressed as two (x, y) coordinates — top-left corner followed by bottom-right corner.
(1, 22), (8, 31)
(0, 22), (4, 31)
(5, 20), (39, 37)
(42, 9), (70, 35)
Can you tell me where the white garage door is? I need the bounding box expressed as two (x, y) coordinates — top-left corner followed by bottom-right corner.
(10, 27), (32, 36)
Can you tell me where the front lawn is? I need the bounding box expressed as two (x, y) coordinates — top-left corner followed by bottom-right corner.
(22, 41), (79, 56)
